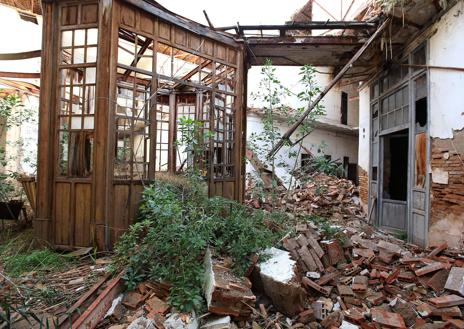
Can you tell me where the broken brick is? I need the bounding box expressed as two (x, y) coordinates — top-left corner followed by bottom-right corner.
(122, 291), (144, 310)
(317, 271), (339, 286)
(352, 276), (368, 292)
(337, 284), (354, 296)
(417, 303), (433, 317)
(323, 240), (346, 266)
(385, 268), (401, 284)
(428, 242), (448, 257)
(144, 296), (169, 315)
(427, 269), (450, 293)
(371, 309), (406, 328)
(366, 292), (384, 306)
(353, 248), (374, 259)
(302, 277), (330, 297)
(429, 294), (464, 308)
(298, 309), (315, 324)
(415, 262), (445, 276)
(298, 245), (318, 272)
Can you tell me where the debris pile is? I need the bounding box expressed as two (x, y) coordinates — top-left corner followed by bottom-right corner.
(94, 216), (464, 329)
(246, 172), (365, 220)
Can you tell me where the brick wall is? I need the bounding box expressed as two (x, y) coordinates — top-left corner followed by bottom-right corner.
(429, 131), (464, 248)
(358, 166), (368, 206)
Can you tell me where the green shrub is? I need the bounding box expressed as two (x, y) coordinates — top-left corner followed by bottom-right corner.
(113, 175), (287, 312)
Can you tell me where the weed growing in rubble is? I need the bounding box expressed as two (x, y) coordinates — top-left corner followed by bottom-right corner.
(112, 176), (287, 312)
(248, 60), (326, 206)
(2, 249), (66, 277)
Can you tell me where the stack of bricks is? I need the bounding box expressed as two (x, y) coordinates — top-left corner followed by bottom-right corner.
(357, 166), (369, 205)
(283, 224), (325, 273)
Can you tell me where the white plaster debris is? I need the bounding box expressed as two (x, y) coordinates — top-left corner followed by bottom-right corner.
(432, 168), (449, 185)
(340, 320), (360, 329)
(128, 316), (155, 329)
(200, 316), (231, 329)
(104, 294), (123, 319)
(164, 313), (198, 329)
(259, 248), (296, 283)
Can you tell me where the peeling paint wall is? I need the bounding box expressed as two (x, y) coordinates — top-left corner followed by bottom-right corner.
(358, 86), (370, 172)
(247, 67), (359, 128)
(427, 2), (464, 249)
(429, 2), (464, 139)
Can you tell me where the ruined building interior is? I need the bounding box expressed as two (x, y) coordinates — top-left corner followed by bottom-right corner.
(22, 0), (464, 250)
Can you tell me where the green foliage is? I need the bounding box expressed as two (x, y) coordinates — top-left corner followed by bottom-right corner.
(1, 249), (67, 277)
(247, 60), (326, 202)
(0, 93), (37, 199)
(113, 176), (287, 312)
(302, 154), (344, 177)
(304, 215), (347, 244)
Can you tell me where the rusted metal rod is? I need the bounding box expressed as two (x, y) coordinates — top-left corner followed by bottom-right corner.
(267, 18), (391, 158)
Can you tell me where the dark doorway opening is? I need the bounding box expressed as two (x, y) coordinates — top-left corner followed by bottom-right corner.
(383, 130), (408, 201)
(415, 97), (427, 130)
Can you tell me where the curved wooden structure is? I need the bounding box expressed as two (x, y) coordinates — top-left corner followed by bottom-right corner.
(35, 0), (247, 250)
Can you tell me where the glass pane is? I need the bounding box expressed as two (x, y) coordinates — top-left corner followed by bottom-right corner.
(85, 67), (96, 84)
(61, 30), (73, 47)
(86, 47), (97, 63)
(71, 116), (82, 129)
(74, 29), (86, 46)
(83, 116), (94, 129)
(87, 28), (98, 45)
(73, 47), (85, 64)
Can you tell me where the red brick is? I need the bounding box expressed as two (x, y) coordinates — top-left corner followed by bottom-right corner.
(429, 294), (464, 308)
(415, 262), (445, 276)
(371, 309), (406, 328)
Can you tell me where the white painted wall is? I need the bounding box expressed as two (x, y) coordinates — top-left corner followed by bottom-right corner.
(246, 112), (358, 185)
(429, 2), (464, 139)
(248, 66), (359, 128)
(358, 86), (370, 171)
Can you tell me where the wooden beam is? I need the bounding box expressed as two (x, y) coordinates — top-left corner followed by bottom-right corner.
(70, 272), (124, 329)
(121, 38), (152, 81)
(203, 10), (214, 28)
(0, 71), (40, 79)
(0, 50), (41, 60)
(267, 18), (391, 158)
(217, 21), (377, 32)
(122, 0), (239, 47)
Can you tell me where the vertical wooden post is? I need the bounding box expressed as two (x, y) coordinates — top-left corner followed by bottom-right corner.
(168, 93), (176, 173)
(93, 0), (114, 250)
(35, 0), (57, 243)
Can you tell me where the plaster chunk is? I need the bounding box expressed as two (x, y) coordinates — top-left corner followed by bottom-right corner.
(256, 248), (306, 317)
(432, 168), (449, 185)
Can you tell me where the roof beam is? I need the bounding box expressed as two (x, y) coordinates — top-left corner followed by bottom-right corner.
(0, 50), (41, 60)
(217, 21), (377, 33)
(267, 18), (391, 158)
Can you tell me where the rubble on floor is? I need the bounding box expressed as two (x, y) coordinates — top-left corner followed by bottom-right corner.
(97, 216), (464, 329)
(0, 253), (111, 326)
(246, 172), (364, 220)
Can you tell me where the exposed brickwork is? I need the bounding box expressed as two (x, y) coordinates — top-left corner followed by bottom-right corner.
(429, 131), (464, 248)
(358, 166), (369, 206)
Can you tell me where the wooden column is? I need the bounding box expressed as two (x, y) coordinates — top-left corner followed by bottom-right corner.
(35, 0), (58, 243)
(93, 0), (114, 250)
